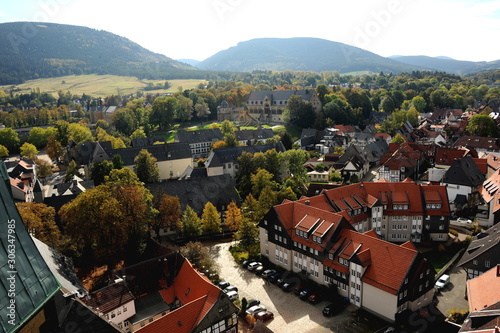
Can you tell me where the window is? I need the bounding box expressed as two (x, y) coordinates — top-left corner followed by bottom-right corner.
(485, 260), (491, 268)
(404, 290), (407, 297)
(419, 285), (422, 292)
(473, 259), (478, 265)
(405, 278), (408, 284)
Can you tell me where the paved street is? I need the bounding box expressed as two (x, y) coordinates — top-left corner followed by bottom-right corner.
(435, 262), (469, 316)
(208, 241), (374, 333)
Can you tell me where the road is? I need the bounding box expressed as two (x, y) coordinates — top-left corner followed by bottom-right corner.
(208, 241), (373, 333)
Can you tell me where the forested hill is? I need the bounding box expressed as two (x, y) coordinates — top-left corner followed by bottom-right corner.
(197, 37), (427, 74)
(389, 55), (500, 75)
(0, 22), (202, 84)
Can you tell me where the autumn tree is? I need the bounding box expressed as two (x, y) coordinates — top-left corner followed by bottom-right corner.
(220, 120), (238, 147)
(134, 149), (159, 183)
(180, 205), (203, 237)
(151, 193), (181, 240)
(20, 142), (38, 159)
(130, 128), (147, 140)
(201, 202), (222, 234)
(251, 168), (276, 198)
(391, 133), (406, 143)
(90, 160), (114, 185)
(235, 217), (259, 253)
(258, 186), (278, 218)
(241, 193), (261, 224)
(35, 158), (53, 178)
(0, 144), (9, 158)
(45, 136), (64, 162)
(68, 122), (93, 144)
(224, 201), (243, 232)
(16, 202), (61, 249)
(180, 242), (219, 279)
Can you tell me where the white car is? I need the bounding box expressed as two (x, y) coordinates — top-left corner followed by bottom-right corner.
(225, 290), (239, 301)
(435, 274), (450, 290)
(457, 218), (472, 224)
(246, 305), (266, 315)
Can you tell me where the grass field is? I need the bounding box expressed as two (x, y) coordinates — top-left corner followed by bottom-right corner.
(0, 74), (207, 97)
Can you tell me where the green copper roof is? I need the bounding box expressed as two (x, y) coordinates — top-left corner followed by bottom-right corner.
(0, 162), (60, 333)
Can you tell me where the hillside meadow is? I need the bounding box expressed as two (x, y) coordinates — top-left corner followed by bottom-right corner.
(0, 74), (208, 97)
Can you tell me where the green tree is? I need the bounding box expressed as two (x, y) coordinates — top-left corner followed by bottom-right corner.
(241, 194), (261, 223)
(20, 142), (38, 159)
(134, 149), (159, 183)
(181, 206), (203, 237)
(379, 96), (395, 113)
(220, 120), (238, 147)
(251, 168), (276, 198)
(130, 128), (147, 140)
(27, 127), (57, 148)
(90, 160), (114, 185)
(150, 96), (181, 130)
(283, 95), (315, 128)
(65, 160), (82, 182)
(201, 202), (222, 234)
(391, 133), (406, 143)
(95, 119), (110, 130)
(55, 120), (70, 146)
(195, 99), (210, 121)
(235, 217), (259, 252)
(35, 158), (53, 178)
(0, 128), (20, 152)
(258, 186), (278, 218)
(467, 114), (498, 137)
(0, 144), (9, 158)
(16, 202), (61, 249)
(224, 201), (243, 232)
(105, 168), (142, 186)
(411, 96), (427, 113)
(112, 154), (124, 169)
(68, 123), (93, 144)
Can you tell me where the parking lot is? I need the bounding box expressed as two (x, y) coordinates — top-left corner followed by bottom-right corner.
(208, 241), (374, 333)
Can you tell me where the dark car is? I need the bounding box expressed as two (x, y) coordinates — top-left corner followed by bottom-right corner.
(308, 294), (322, 304)
(261, 269), (276, 278)
(217, 281), (230, 289)
(269, 272), (281, 284)
(293, 285), (304, 295)
(281, 281), (296, 292)
(254, 265), (265, 275)
(322, 302), (347, 316)
(254, 310), (274, 322)
(299, 289), (313, 301)
(247, 298), (260, 308)
(241, 260), (250, 268)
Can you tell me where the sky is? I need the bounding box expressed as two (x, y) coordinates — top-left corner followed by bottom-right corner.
(0, 0), (499, 62)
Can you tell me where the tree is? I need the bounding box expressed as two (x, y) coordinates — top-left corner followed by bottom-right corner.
(28, 127), (57, 148)
(251, 168), (276, 198)
(235, 217), (259, 252)
(391, 133), (406, 143)
(258, 186), (278, 218)
(379, 96), (395, 113)
(152, 194), (181, 240)
(134, 149), (159, 183)
(55, 120), (70, 146)
(112, 154), (124, 169)
(224, 201), (243, 232)
(180, 205), (203, 237)
(411, 96), (427, 113)
(90, 160), (114, 185)
(467, 114), (498, 137)
(105, 168), (142, 186)
(16, 202), (61, 249)
(68, 123), (93, 144)
(150, 96), (180, 130)
(20, 142), (38, 159)
(201, 202), (222, 234)
(130, 128), (147, 140)
(45, 136), (64, 162)
(65, 160), (82, 182)
(0, 128), (20, 152)
(220, 120), (238, 147)
(283, 95), (315, 128)
(0, 144), (9, 158)
(180, 242), (219, 279)
(195, 100), (210, 121)
(241, 194), (261, 223)
(35, 158), (53, 178)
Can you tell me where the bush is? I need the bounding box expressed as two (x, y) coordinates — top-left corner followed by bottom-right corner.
(448, 309), (469, 324)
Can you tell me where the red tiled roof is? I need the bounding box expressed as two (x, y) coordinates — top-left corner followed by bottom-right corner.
(9, 178), (28, 192)
(85, 282), (135, 314)
(485, 153), (500, 171)
(479, 169), (500, 213)
(467, 265), (500, 311)
(472, 158), (488, 175)
(435, 147), (470, 166)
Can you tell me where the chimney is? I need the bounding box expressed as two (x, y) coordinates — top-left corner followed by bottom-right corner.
(497, 264), (500, 277)
(305, 200), (310, 206)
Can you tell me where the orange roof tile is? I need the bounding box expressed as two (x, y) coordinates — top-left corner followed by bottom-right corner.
(467, 265), (500, 311)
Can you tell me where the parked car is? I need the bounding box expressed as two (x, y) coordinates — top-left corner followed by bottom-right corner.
(247, 262), (262, 271)
(293, 284), (304, 295)
(217, 281), (230, 289)
(224, 285), (238, 293)
(299, 289), (313, 301)
(281, 281), (296, 292)
(261, 269), (276, 278)
(254, 265), (265, 275)
(254, 310), (274, 321)
(435, 274), (450, 290)
(269, 272), (282, 284)
(247, 298), (260, 308)
(241, 260), (251, 268)
(457, 218), (473, 224)
(322, 300), (348, 317)
(246, 305), (266, 315)
(308, 294), (322, 304)
(226, 290), (239, 301)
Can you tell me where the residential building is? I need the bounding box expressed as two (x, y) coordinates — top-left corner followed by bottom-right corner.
(378, 142), (428, 182)
(460, 265), (500, 333)
(334, 145), (369, 182)
(258, 200), (436, 322)
(443, 156), (485, 203)
(457, 225), (500, 280)
(175, 128), (223, 158)
(454, 136), (500, 155)
(477, 169), (500, 227)
(246, 90), (322, 124)
(205, 142), (286, 179)
(234, 128), (274, 146)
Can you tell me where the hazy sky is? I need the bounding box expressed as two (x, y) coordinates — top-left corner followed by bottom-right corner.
(1, 0), (499, 62)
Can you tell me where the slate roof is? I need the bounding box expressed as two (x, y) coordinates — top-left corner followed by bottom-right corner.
(205, 142), (286, 168)
(57, 298), (118, 333)
(108, 143), (191, 166)
(247, 90), (316, 103)
(129, 292), (170, 325)
(459, 300), (500, 333)
(85, 282), (135, 314)
(235, 129), (274, 142)
(443, 156), (485, 187)
(454, 136), (500, 151)
(458, 225), (500, 268)
(146, 174), (240, 214)
(175, 129), (223, 144)
(131, 136), (166, 147)
(0, 162), (60, 333)
(364, 141), (389, 163)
